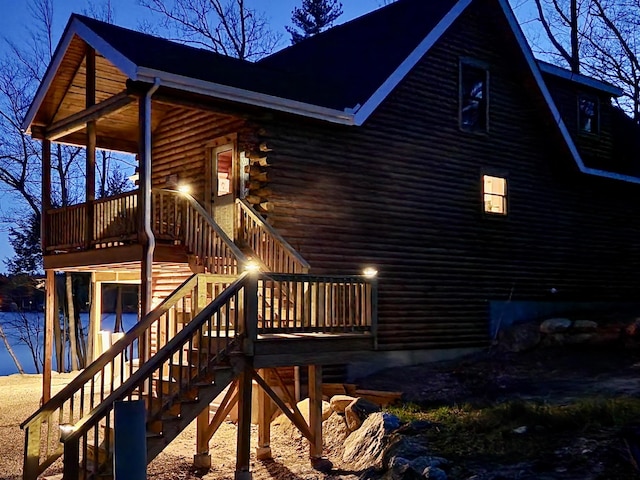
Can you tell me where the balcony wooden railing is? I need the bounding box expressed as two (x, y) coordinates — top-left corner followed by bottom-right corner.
(236, 198), (310, 274)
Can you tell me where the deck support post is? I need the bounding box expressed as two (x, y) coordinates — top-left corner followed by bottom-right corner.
(308, 364), (323, 460)
(85, 46), (96, 250)
(235, 360), (253, 480)
(43, 269), (55, 403)
(88, 275), (102, 363)
(256, 368), (272, 460)
(41, 138), (51, 252)
(194, 408), (212, 469)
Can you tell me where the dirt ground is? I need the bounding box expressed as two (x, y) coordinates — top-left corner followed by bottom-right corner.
(3, 346), (640, 479)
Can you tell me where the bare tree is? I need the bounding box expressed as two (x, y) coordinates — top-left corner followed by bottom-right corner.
(521, 0), (640, 120)
(140, 0), (281, 60)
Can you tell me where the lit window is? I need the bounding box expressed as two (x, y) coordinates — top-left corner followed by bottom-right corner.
(483, 175), (507, 215)
(460, 61), (488, 132)
(578, 94), (599, 134)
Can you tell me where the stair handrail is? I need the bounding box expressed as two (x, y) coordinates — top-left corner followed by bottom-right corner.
(21, 274), (200, 430)
(60, 272), (251, 477)
(236, 198), (310, 273)
(155, 189), (248, 274)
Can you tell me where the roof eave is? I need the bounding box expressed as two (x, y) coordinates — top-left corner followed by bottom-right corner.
(538, 61), (624, 97)
(496, 0), (640, 185)
(136, 67), (355, 125)
(352, 0), (474, 126)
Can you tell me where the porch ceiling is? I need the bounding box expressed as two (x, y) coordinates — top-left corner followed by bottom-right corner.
(32, 34), (173, 154)
(61, 261), (192, 275)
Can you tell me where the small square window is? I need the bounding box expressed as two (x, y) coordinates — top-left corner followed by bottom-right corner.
(483, 175), (507, 215)
(578, 94), (599, 134)
(460, 62), (488, 132)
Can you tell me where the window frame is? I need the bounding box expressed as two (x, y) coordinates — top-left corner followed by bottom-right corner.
(481, 171), (508, 217)
(577, 93), (600, 136)
(459, 58), (490, 133)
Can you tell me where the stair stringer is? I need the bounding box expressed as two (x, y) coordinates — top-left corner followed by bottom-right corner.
(146, 365), (239, 462)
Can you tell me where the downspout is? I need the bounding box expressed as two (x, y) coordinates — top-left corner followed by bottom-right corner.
(142, 78), (160, 315)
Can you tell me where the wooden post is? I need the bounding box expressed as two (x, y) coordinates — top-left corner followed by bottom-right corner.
(85, 46), (96, 249)
(43, 269), (55, 403)
(41, 139), (51, 251)
(194, 408), (211, 468)
(89, 274), (101, 362)
(256, 369), (272, 460)
(235, 360), (253, 480)
(308, 365), (323, 459)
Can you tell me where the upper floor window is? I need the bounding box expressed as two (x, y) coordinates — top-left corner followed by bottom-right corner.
(483, 174), (507, 215)
(460, 60), (489, 132)
(578, 94), (599, 134)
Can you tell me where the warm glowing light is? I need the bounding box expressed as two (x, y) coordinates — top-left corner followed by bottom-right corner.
(177, 184), (191, 195)
(59, 423), (75, 441)
(244, 261), (260, 273)
(362, 267), (378, 278)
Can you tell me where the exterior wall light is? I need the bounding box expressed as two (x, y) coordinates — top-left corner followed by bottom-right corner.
(244, 261), (260, 273)
(177, 184), (191, 195)
(59, 423), (75, 442)
(363, 267), (378, 278)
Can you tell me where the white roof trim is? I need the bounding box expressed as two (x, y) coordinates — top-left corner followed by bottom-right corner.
(496, 0), (640, 185)
(22, 17), (138, 131)
(136, 67), (355, 125)
(353, 0), (473, 126)
(538, 61), (623, 97)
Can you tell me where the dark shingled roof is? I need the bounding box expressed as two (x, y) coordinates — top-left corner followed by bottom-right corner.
(74, 0), (459, 111)
(259, 0), (459, 110)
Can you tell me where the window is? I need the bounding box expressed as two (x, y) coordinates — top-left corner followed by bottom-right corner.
(483, 175), (507, 215)
(578, 94), (599, 134)
(460, 61), (488, 132)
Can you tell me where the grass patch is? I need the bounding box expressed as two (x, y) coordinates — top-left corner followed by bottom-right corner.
(388, 397), (640, 463)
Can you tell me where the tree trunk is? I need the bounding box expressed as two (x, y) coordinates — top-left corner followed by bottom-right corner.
(570, 0), (579, 73)
(0, 322), (25, 374)
(54, 277), (64, 371)
(66, 273), (79, 371)
(115, 286), (123, 333)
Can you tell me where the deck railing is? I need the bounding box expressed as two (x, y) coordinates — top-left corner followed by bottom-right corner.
(20, 274), (237, 480)
(44, 190), (248, 276)
(257, 273), (377, 335)
(236, 198), (310, 274)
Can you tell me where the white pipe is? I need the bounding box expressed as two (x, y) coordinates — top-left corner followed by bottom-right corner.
(142, 78), (160, 314)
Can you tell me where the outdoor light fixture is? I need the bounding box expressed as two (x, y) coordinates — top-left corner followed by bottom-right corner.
(59, 423), (75, 442)
(177, 184), (191, 195)
(244, 261), (260, 273)
(362, 267), (378, 278)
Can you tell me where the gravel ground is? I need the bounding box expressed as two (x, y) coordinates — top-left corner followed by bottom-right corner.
(0, 373), (358, 480)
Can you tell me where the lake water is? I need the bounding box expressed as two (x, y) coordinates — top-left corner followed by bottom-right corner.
(0, 311), (139, 376)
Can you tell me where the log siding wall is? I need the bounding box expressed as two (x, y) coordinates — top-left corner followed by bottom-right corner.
(257, 0), (640, 350)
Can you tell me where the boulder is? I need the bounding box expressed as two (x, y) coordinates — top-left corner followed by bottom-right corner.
(539, 318), (572, 334)
(382, 436), (430, 469)
(272, 398), (332, 433)
(330, 394), (356, 414)
(342, 412), (400, 470)
(564, 333), (596, 344)
(345, 397), (381, 431)
(498, 322), (541, 352)
(572, 320), (598, 332)
(423, 466), (447, 479)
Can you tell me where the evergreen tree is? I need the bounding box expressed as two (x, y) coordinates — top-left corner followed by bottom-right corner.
(4, 213), (42, 276)
(286, 0), (343, 44)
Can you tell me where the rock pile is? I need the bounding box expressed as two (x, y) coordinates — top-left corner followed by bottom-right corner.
(498, 315), (640, 352)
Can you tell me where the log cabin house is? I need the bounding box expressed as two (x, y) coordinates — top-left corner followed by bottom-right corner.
(19, 0), (640, 477)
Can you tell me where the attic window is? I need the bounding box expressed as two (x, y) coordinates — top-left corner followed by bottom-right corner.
(483, 175), (507, 215)
(460, 61), (489, 132)
(578, 94), (599, 134)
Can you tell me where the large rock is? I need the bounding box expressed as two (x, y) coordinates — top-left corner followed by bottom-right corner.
(498, 322), (541, 352)
(345, 397), (381, 431)
(382, 436), (430, 469)
(342, 412), (401, 470)
(330, 394), (356, 414)
(423, 466), (447, 479)
(572, 320), (598, 332)
(540, 318), (572, 334)
(272, 398), (332, 434)
(384, 455), (449, 480)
